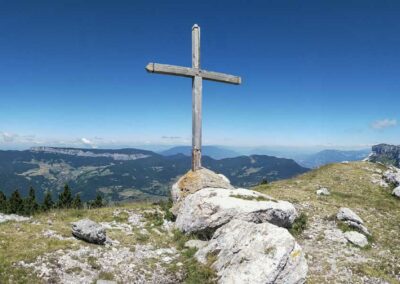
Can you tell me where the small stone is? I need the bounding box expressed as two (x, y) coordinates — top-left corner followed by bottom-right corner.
(392, 186), (400, 198)
(71, 219), (106, 245)
(344, 231), (368, 248)
(316, 187), (330, 196)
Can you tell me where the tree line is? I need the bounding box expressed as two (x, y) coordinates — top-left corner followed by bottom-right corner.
(0, 184), (104, 216)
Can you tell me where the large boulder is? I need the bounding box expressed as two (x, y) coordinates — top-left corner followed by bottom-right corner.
(195, 219), (308, 284)
(175, 187), (297, 235)
(171, 168), (232, 204)
(71, 219), (106, 245)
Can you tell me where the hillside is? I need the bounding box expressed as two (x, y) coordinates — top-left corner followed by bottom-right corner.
(297, 149), (370, 168)
(0, 161), (398, 283)
(0, 147), (308, 202)
(160, 146), (240, 159)
(254, 161), (399, 283)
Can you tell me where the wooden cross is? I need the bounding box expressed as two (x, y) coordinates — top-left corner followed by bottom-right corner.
(145, 24), (241, 171)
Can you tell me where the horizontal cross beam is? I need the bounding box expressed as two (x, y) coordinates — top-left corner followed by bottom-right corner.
(145, 63), (241, 85)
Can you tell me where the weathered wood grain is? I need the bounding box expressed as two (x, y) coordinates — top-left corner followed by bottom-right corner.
(192, 24), (202, 171)
(145, 63), (241, 85)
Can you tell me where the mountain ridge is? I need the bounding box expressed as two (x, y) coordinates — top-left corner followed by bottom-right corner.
(0, 147), (308, 202)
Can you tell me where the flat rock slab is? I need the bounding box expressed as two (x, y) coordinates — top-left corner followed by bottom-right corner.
(71, 219), (106, 245)
(175, 187), (297, 235)
(344, 231), (368, 248)
(337, 208), (364, 225)
(195, 219), (308, 284)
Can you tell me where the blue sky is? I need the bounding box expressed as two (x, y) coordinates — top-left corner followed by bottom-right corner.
(0, 0), (399, 150)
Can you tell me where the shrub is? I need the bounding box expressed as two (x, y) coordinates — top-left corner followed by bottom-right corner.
(289, 212), (308, 237)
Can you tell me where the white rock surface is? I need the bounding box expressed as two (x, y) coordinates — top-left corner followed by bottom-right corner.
(344, 231), (369, 248)
(316, 187), (330, 196)
(392, 186), (400, 198)
(71, 219), (107, 245)
(184, 239), (208, 250)
(175, 187), (297, 234)
(195, 219), (307, 284)
(0, 213), (31, 223)
(337, 208), (364, 225)
(383, 168), (400, 186)
(345, 220), (371, 236)
(171, 168), (233, 206)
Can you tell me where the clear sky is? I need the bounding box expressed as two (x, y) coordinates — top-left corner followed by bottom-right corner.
(0, 0), (399, 150)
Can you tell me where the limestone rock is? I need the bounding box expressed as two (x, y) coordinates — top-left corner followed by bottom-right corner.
(195, 219), (308, 284)
(316, 187), (330, 196)
(344, 231), (368, 248)
(175, 187), (297, 235)
(383, 168), (400, 186)
(184, 239), (208, 250)
(71, 219), (106, 245)
(392, 186), (400, 198)
(0, 213), (31, 224)
(345, 220), (371, 236)
(171, 168), (233, 204)
(337, 208), (364, 225)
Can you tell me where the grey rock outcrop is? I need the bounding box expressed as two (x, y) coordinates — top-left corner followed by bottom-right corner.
(316, 187), (330, 196)
(383, 168), (400, 186)
(71, 219), (107, 245)
(337, 208), (364, 225)
(344, 231), (368, 248)
(368, 144), (400, 168)
(175, 187), (297, 235)
(337, 208), (371, 236)
(195, 219), (308, 284)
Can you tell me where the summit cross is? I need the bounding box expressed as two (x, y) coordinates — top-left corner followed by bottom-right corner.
(145, 24), (242, 171)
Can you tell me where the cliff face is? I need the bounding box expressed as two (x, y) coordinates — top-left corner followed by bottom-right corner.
(368, 144), (400, 167)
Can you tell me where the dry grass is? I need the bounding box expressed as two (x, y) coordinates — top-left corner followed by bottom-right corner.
(254, 161), (400, 283)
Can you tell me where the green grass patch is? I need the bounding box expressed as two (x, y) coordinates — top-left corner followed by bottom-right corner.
(289, 213), (308, 237)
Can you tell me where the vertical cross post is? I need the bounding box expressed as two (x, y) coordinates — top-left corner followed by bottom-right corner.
(192, 24), (202, 171)
(145, 24), (241, 171)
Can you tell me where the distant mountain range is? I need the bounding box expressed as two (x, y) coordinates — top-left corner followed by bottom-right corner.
(296, 149), (371, 168)
(160, 145), (371, 169)
(0, 147), (308, 202)
(160, 146), (240, 159)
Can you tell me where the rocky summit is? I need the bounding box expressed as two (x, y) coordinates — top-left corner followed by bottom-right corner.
(171, 168), (307, 283)
(0, 161), (399, 283)
(368, 143), (400, 168)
